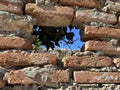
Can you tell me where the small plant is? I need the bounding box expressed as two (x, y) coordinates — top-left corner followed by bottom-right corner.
(32, 25), (75, 51)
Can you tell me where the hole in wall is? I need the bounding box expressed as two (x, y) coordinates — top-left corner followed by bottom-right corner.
(32, 25), (84, 51)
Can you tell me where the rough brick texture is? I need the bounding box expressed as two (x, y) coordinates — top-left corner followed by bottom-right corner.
(114, 58), (120, 68)
(0, 0), (23, 14)
(0, 52), (56, 66)
(82, 26), (120, 41)
(73, 10), (117, 26)
(7, 69), (69, 85)
(85, 40), (118, 55)
(0, 80), (6, 88)
(0, 37), (32, 50)
(26, 4), (74, 27)
(0, 11), (34, 36)
(74, 71), (120, 83)
(60, 0), (100, 8)
(62, 56), (112, 68)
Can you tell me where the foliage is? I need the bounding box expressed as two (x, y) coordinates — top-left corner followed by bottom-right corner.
(32, 25), (75, 50)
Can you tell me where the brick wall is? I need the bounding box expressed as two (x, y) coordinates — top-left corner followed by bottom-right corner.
(0, 0), (120, 90)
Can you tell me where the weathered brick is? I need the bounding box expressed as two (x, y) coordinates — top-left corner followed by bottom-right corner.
(62, 56), (112, 68)
(26, 4), (74, 27)
(60, 0), (100, 8)
(0, 0), (23, 14)
(82, 26), (120, 41)
(74, 71), (120, 83)
(7, 68), (69, 85)
(0, 52), (56, 66)
(85, 40), (118, 55)
(0, 36), (32, 50)
(114, 58), (120, 68)
(0, 11), (35, 38)
(73, 10), (117, 26)
(0, 80), (6, 88)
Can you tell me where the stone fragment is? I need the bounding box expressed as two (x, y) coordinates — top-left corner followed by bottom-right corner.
(85, 40), (119, 55)
(82, 26), (120, 41)
(73, 10), (117, 27)
(26, 4), (74, 27)
(74, 71), (120, 83)
(7, 67), (69, 85)
(0, 52), (56, 66)
(0, 0), (24, 14)
(62, 56), (112, 68)
(60, 0), (100, 8)
(105, 1), (120, 12)
(0, 36), (32, 50)
(114, 58), (120, 68)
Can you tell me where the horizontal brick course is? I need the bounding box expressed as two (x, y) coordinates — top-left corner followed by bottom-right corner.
(114, 58), (120, 68)
(62, 56), (112, 68)
(82, 26), (120, 41)
(0, 0), (23, 14)
(74, 71), (120, 83)
(60, 0), (100, 8)
(73, 10), (117, 26)
(7, 69), (69, 84)
(0, 37), (32, 50)
(0, 52), (56, 66)
(85, 40), (118, 55)
(0, 11), (34, 37)
(26, 4), (74, 27)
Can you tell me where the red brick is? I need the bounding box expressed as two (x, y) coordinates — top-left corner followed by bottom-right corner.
(60, 0), (100, 8)
(0, 80), (6, 88)
(82, 26), (120, 41)
(74, 71), (120, 83)
(85, 40), (118, 55)
(0, 0), (23, 14)
(114, 58), (120, 68)
(62, 56), (112, 68)
(7, 69), (69, 84)
(0, 11), (34, 38)
(26, 4), (74, 27)
(0, 36), (32, 50)
(0, 52), (56, 66)
(73, 10), (117, 26)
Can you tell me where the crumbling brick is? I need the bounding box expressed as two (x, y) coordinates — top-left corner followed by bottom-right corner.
(7, 69), (69, 85)
(82, 26), (120, 41)
(73, 10), (117, 27)
(26, 4), (74, 27)
(85, 40), (119, 55)
(74, 71), (120, 83)
(60, 0), (100, 8)
(0, 36), (32, 50)
(0, 52), (57, 66)
(62, 56), (112, 68)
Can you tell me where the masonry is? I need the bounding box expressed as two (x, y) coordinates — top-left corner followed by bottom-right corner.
(0, 0), (120, 90)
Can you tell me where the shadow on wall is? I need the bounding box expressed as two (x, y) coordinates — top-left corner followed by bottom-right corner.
(32, 25), (85, 51)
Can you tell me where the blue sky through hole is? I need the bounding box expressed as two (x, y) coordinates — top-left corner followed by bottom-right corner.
(56, 27), (84, 50)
